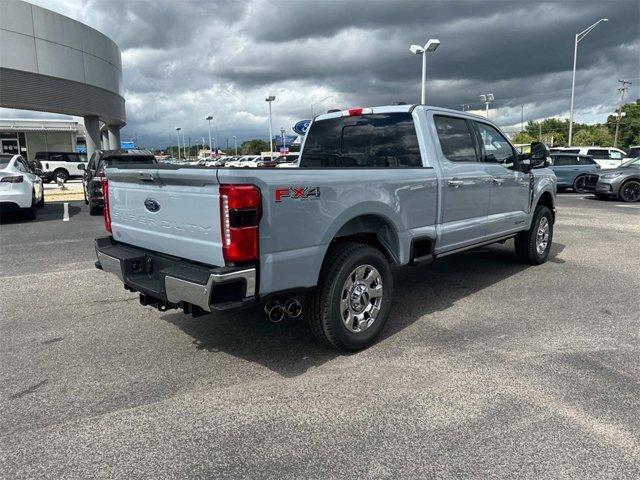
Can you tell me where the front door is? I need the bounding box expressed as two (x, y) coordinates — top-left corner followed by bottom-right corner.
(433, 114), (491, 253)
(474, 121), (530, 237)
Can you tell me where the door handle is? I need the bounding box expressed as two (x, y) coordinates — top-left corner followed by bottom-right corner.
(492, 178), (505, 185)
(447, 180), (464, 188)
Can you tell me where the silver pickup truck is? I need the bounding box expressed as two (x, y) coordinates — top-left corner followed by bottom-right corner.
(95, 105), (556, 351)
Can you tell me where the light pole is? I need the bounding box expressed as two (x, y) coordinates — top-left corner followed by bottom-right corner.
(175, 127), (181, 160)
(479, 94), (494, 118)
(410, 38), (440, 104)
(568, 18), (608, 146)
(233, 135), (238, 156)
(265, 95), (276, 160)
(280, 127), (286, 154)
(205, 115), (213, 158)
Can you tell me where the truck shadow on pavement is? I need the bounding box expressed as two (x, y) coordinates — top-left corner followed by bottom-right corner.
(163, 241), (565, 378)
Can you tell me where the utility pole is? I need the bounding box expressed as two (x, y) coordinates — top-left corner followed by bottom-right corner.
(614, 79), (631, 148)
(521, 105), (524, 132)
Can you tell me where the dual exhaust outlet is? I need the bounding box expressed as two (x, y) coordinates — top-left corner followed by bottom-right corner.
(264, 298), (303, 322)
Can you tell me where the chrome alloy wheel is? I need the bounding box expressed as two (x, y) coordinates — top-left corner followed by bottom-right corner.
(340, 264), (383, 333)
(536, 216), (550, 255)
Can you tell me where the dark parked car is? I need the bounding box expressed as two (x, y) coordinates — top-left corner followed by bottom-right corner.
(550, 153), (600, 193)
(81, 150), (157, 215)
(583, 157), (640, 202)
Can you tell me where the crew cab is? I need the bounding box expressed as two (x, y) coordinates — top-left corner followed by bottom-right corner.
(95, 105), (557, 351)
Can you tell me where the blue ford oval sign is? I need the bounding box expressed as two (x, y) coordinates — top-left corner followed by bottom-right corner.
(144, 198), (161, 212)
(293, 119), (311, 136)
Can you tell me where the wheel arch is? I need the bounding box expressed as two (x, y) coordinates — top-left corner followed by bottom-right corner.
(330, 213), (402, 264)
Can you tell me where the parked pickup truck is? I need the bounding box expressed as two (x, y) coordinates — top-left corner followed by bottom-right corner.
(95, 105), (557, 351)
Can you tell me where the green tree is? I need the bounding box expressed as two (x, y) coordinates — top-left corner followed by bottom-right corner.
(572, 127), (613, 147)
(512, 131), (535, 144)
(240, 139), (269, 155)
(605, 99), (640, 148)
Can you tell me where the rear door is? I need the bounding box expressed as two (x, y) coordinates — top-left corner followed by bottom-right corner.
(473, 121), (530, 237)
(551, 155), (577, 186)
(107, 167), (224, 266)
(432, 114), (491, 252)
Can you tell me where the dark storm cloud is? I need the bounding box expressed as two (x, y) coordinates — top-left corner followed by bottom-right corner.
(24, 0), (640, 147)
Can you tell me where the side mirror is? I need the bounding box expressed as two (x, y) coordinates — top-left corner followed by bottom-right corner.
(78, 163), (86, 170)
(523, 141), (550, 172)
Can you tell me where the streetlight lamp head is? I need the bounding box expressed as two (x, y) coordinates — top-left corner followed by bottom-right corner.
(205, 115), (213, 121)
(175, 127), (181, 131)
(487, 93), (494, 101)
(602, 18), (608, 21)
(410, 45), (424, 55)
(265, 95), (276, 102)
(425, 39), (441, 52)
(479, 94), (487, 102)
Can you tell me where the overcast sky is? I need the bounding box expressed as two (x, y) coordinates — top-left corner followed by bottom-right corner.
(4, 0), (640, 148)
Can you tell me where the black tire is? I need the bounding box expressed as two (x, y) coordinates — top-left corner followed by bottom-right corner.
(307, 243), (393, 351)
(618, 179), (640, 203)
(23, 190), (37, 220)
(572, 175), (587, 193)
(53, 169), (69, 183)
(89, 202), (103, 216)
(514, 205), (553, 265)
(36, 190), (45, 208)
(83, 185), (89, 205)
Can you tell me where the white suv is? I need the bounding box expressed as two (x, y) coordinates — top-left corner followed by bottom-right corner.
(550, 147), (627, 169)
(35, 151), (87, 183)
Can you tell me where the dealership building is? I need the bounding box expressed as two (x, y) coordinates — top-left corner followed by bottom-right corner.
(0, 0), (125, 160)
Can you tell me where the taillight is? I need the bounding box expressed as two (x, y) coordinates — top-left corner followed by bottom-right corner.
(219, 184), (261, 262)
(1, 175), (24, 183)
(102, 177), (112, 233)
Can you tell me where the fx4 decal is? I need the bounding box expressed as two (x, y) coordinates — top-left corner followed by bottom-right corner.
(275, 186), (321, 202)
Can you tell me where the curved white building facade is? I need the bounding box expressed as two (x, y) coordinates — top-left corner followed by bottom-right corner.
(0, 0), (125, 157)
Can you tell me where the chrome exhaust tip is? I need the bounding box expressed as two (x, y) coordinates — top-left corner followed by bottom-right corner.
(264, 301), (285, 323)
(284, 298), (302, 318)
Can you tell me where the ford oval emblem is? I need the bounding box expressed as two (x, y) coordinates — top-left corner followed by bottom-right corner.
(144, 198), (161, 212)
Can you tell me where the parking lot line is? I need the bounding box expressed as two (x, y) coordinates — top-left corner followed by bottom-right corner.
(63, 202), (69, 221)
(615, 204), (640, 209)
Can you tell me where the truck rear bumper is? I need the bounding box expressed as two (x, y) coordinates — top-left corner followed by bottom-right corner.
(94, 236), (256, 313)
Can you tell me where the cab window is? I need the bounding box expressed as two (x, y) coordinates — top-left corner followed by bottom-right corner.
(434, 115), (477, 163)
(474, 122), (518, 169)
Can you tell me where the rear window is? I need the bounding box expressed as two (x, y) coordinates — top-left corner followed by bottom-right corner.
(300, 112), (422, 168)
(587, 149), (608, 159)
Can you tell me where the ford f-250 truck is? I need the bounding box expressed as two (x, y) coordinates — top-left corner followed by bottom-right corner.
(95, 105), (557, 351)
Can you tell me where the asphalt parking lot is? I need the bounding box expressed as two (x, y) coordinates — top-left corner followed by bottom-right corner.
(1, 194), (639, 479)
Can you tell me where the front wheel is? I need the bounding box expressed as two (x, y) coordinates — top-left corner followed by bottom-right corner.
(619, 180), (640, 202)
(307, 243), (393, 351)
(572, 175), (587, 193)
(514, 205), (553, 265)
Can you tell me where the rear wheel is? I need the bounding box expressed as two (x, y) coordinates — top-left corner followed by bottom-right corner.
(89, 201), (102, 216)
(514, 205), (553, 265)
(23, 190), (37, 220)
(572, 175), (587, 193)
(619, 180), (640, 202)
(307, 243), (393, 351)
(53, 169), (69, 183)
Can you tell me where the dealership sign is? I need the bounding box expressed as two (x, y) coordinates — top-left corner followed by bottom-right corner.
(293, 119), (311, 136)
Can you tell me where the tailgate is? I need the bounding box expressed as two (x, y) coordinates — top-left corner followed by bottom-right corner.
(106, 167), (224, 266)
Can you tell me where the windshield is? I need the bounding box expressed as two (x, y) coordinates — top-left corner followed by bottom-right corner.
(620, 157), (640, 168)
